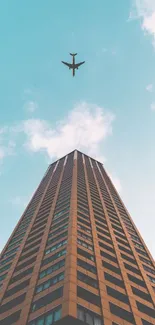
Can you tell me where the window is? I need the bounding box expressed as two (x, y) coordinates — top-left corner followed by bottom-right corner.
(131, 286), (152, 303)
(10, 267), (33, 284)
(15, 256), (36, 272)
(45, 239), (67, 255)
(101, 250), (117, 263)
(104, 272), (124, 288)
(77, 286), (101, 307)
(2, 247), (19, 259)
(139, 256), (153, 266)
(102, 261), (121, 274)
(99, 242), (115, 254)
(114, 231), (126, 240)
(53, 208), (70, 220)
(77, 305), (103, 325)
(0, 273), (7, 281)
(0, 310), (21, 325)
(77, 271), (98, 288)
(127, 274), (146, 288)
(121, 253), (137, 265)
(98, 235), (112, 245)
(77, 248), (95, 262)
(77, 258), (97, 274)
(137, 301), (155, 318)
(106, 286), (129, 304)
(31, 287), (63, 312)
(0, 263), (11, 275)
(77, 224), (91, 234)
(78, 230), (92, 242)
(42, 249), (66, 267)
(147, 275), (155, 284)
(77, 239), (93, 251)
(78, 217), (90, 227)
(19, 247), (39, 262)
(115, 237), (129, 247)
(36, 272), (64, 294)
(39, 259), (65, 279)
(135, 247), (148, 257)
(28, 305), (62, 325)
(118, 245), (133, 256)
(48, 227), (68, 241)
(142, 319), (153, 325)
(124, 263), (141, 275)
(4, 279), (30, 298)
(143, 265), (155, 275)
(109, 303), (135, 324)
(0, 293), (26, 314)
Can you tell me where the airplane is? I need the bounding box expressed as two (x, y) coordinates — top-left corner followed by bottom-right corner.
(62, 53), (85, 77)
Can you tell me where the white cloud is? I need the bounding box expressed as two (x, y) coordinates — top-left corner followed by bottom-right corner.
(20, 102), (115, 161)
(150, 102), (155, 110)
(146, 83), (153, 92)
(24, 101), (38, 113)
(130, 0), (155, 45)
(10, 196), (28, 208)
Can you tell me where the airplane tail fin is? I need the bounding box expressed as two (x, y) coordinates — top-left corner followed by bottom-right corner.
(70, 53), (77, 56)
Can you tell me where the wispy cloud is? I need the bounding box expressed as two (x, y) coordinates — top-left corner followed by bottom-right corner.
(10, 196), (29, 208)
(129, 0), (155, 46)
(150, 102), (155, 110)
(146, 83), (153, 92)
(24, 101), (38, 113)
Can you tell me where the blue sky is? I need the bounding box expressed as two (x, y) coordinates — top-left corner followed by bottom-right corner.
(0, 0), (155, 258)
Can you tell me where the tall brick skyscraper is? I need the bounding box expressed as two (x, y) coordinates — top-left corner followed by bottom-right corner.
(0, 150), (155, 325)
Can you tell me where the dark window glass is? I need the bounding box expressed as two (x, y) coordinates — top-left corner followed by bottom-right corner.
(39, 259), (65, 279)
(28, 305), (62, 325)
(131, 286), (152, 303)
(77, 248), (95, 262)
(0, 293), (26, 314)
(4, 279), (30, 298)
(137, 301), (155, 318)
(77, 258), (97, 274)
(124, 263), (141, 275)
(104, 272), (124, 288)
(121, 253), (137, 265)
(42, 249), (66, 267)
(99, 242), (115, 254)
(77, 286), (101, 307)
(0, 310), (21, 325)
(142, 319), (153, 325)
(107, 286), (129, 304)
(36, 272), (64, 294)
(31, 287), (63, 312)
(15, 256), (36, 272)
(102, 261), (121, 274)
(109, 303), (135, 324)
(127, 274), (146, 288)
(77, 271), (98, 289)
(101, 251), (117, 263)
(10, 267), (33, 284)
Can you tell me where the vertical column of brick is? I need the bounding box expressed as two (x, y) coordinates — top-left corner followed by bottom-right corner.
(62, 150), (77, 318)
(17, 158), (66, 325)
(0, 162), (57, 305)
(83, 155), (111, 324)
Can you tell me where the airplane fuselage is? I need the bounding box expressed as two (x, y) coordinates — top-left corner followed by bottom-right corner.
(62, 53), (85, 77)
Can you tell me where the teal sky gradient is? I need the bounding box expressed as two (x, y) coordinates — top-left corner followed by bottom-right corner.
(0, 0), (155, 258)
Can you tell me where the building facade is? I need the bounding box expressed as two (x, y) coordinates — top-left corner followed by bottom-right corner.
(0, 150), (155, 325)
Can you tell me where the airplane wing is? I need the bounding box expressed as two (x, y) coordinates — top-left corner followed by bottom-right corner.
(62, 61), (72, 68)
(75, 61), (85, 68)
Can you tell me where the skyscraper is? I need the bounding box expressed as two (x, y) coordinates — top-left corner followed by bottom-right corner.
(0, 150), (155, 325)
